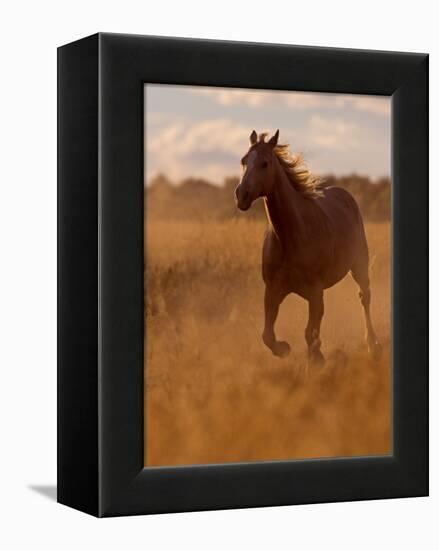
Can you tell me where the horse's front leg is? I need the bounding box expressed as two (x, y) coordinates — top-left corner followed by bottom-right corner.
(262, 282), (290, 358)
(305, 289), (325, 366)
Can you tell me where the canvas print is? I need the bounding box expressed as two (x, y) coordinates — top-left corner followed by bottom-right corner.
(144, 85), (391, 467)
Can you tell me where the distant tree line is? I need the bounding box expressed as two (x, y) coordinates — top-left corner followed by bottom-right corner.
(146, 173), (391, 222)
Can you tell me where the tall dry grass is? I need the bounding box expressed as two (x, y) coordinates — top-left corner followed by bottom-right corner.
(144, 218), (391, 466)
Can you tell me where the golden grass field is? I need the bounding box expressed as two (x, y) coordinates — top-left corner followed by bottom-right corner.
(144, 217), (391, 466)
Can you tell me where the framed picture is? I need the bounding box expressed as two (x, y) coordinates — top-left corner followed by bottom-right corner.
(58, 33), (428, 517)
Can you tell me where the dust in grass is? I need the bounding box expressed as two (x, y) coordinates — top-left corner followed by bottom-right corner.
(144, 218), (391, 466)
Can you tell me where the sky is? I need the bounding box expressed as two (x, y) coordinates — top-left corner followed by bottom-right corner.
(144, 84), (391, 185)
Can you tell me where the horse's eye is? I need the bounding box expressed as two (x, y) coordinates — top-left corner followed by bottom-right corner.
(261, 161), (268, 169)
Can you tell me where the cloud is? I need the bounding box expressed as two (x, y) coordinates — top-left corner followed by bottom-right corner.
(307, 114), (361, 151)
(145, 111), (390, 183)
(297, 113), (390, 177)
(192, 88), (330, 110)
(335, 96), (390, 116)
(146, 118), (251, 183)
(145, 83), (391, 182)
(191, 87), (390, 116)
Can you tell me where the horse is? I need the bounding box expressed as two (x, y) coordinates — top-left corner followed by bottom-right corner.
(235, 130), (381, 365)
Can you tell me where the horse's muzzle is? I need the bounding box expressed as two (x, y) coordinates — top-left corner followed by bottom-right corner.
(237, 202), (250, 211)
(235, 187), (251, 211)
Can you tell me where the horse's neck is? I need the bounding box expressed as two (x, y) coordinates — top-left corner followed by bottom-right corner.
(264, 167), (307, 246)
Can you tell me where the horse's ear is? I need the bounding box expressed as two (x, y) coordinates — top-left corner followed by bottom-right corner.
(249, 130), (258, 145)
(268, 129), (279, 148)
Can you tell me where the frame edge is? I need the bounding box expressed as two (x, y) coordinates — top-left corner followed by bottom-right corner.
(57, 33), (100, 517)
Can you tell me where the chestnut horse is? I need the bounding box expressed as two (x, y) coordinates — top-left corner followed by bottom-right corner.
(235, 130), (381, 364)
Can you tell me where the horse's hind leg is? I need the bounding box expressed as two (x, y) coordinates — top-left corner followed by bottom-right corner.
(305, 288), (325, 366)
(351, 259), (382, 360)
(262, 282), (290, 358)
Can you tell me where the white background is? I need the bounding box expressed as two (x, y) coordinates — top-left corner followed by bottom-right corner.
(0, 1), (436, 548)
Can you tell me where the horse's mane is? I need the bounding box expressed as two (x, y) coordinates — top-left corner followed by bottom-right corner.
(258, 133), (323, 199)
(274, 144), (323, 199)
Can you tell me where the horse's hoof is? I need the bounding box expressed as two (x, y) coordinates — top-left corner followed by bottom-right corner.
(369, 341), (382, 361)
(272, 340), (291, 358)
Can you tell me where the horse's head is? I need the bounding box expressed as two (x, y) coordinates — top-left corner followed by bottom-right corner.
(235, 130), (279, 211)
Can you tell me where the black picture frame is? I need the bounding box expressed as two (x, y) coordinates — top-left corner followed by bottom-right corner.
(58, 33), (428, 517)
